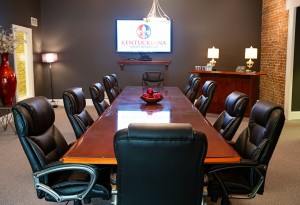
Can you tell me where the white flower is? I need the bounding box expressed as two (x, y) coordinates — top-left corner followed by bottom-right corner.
(0, 26), (19, 54)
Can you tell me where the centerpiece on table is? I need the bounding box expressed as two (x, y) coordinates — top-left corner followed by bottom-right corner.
(140, 87), (164, 104)
(0, 26), (19, 106)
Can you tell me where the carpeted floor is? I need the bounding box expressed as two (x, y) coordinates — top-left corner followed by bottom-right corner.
(0, 106), (299, 205)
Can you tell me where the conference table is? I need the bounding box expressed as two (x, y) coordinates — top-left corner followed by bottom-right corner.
(61, 86), (240, 164)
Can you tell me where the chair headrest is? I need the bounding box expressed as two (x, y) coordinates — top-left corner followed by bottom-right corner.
(202, 80), (217, 97)
(104, 75), (116, 86)
(128, 123), (193, 139)
(191, 77), (201, 91)
(16, 96), (55, 135)
(64, 87), (86, 114)
(143, 72), (163, 82)
(250, 100), (284, 126)
(225, 91), (249, 116)
(110, 73), (118, 81)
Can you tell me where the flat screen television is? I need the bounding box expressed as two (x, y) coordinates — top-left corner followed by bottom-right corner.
(116, 19), (172, 53)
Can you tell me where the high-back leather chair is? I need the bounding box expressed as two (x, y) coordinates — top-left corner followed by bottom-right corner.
(103, 74), (121, 104)
(184, 75), (201, 103)
(207, 100), (285, 205)
(142, 71), (164, 87)
(194, 80), (217, 116)
(183, 74), (198, 95)
(89, 82), (109, 116)
(213, 91), (249, 141)
(12, 96), (111, 205)
(114, 123), (207, 205)
(63, 87), (94, 139)
(110, 73), (122, 93)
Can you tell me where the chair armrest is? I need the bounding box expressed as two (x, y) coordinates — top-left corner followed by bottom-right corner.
(207, 161), (267, 199)
(226, 140), (235, 146)
(207, 159), (266, 172)
(33, 163), (98, 202)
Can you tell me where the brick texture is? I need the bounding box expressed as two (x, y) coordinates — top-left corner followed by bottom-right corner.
(260, 0), (288, 106)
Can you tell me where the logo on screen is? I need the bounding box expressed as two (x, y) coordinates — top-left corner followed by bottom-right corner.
(136, 24), (151, 39)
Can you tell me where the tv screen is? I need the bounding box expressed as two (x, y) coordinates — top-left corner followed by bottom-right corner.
(116, 20), (172, 53)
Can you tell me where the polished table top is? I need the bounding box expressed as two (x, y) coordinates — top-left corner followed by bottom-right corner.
(61, 86), (240, 164)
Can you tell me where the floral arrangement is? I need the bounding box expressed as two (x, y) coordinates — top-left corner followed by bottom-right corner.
(0, 26), (18, 54)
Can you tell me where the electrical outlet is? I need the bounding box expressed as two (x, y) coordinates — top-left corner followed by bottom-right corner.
(31, 17), (38, 27)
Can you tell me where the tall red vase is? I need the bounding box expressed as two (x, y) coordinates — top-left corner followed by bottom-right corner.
(0, 53), (17, 107)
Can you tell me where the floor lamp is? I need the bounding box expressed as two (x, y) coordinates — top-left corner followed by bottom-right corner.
(42, 53), (58, 108)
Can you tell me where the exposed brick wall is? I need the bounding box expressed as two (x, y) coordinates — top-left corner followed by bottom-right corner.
(260, 0), (288, 106)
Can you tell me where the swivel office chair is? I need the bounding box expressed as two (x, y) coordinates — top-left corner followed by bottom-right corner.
(207, 100), (285, 205)
(142, 71), (164, 87)
(114, 123), (207, 205)
(12, 96), (111, 205)
(103, 74), (121, 104)
(183, 74), (198, 95)
(63, 87), (94, 139)
(184, 75), (201, 103)
(213, 91), (249, 141)
(195, 80), (217, 116)
(89, 82), (110, 116)
(110, 73), (122, 94)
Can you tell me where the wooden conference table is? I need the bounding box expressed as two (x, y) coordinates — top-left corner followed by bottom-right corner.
(61, 86), (240, 164)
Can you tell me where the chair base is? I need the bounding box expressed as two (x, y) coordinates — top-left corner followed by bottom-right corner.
(209, 196), (231, 205)
(111, 185), (118, 205)
(221, 197), (231, 205)
(74, 200), (83, 205)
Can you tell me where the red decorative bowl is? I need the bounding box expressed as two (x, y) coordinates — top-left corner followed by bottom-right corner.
(140, 93), (164, 104)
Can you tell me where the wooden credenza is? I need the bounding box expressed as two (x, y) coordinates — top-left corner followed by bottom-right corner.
(189, 70), (267, 117)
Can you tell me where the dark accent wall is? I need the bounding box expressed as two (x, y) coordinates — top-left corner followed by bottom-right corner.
(40, 0), (262, 99)
(0, 0), (43, 95)
(0, 0), (262, 99)
(292, 7), (300, 111)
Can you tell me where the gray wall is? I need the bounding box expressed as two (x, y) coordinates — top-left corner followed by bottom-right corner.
(292, 7), (300, 111)
(40, 0), (262, 99)
(0, 0), (44, 95)
(1, 0), (262, 99)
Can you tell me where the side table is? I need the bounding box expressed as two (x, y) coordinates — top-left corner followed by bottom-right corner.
(0, 107), (16, 133)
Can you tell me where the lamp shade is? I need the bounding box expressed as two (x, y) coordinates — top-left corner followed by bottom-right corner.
(207, 47), (219, 59)
(42, 53), (58, 63)
(245, 46), (257, 59)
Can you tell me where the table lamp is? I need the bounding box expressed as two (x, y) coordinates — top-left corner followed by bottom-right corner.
(207, 46), (219, 67)
(42, 53), (58, 108)
(245, 46), (257, 70)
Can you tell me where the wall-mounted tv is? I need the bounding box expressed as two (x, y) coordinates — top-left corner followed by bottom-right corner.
(116, 19), (172, 53)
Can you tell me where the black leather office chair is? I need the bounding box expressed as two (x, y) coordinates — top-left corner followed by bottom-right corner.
(110, 73), (122, 94)
(89, 82), (110, 116)
(114, 123), (207, 205)
(213, 91), (249, 141)
(12, 96), (111, 205)
(207, 100), (285, 205)
(63, 87), (94, 139)
(183, 74), (198, 95)
(184, 75), (201, 103)
(195, 80), (217, 116)
(103, 74), (121, 104)
(142, 71), (164, 87)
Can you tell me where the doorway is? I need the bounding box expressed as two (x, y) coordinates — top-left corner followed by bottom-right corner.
(12, 24), (34, 102)
(285, 2), (300, 120)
